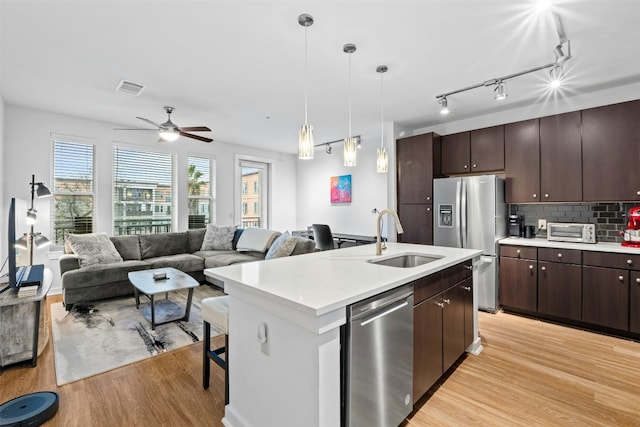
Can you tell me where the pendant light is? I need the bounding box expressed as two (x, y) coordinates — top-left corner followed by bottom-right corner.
(298, 14), (314, 159)
(376, 65), (389, 173)
(343, 43), (357, 167)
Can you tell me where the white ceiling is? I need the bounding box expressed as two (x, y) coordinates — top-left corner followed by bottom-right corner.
(1, 0), (639, 154)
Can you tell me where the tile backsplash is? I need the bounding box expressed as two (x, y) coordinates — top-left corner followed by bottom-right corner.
(510, 203), (636, 243)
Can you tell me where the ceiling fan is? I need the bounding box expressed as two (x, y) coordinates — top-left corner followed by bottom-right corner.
(115, 106), (213, 143)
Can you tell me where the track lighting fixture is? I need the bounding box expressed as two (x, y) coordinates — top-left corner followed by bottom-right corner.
(435, 37), (571, 111)
(438, 97), (449, 115)
(494, 80), (507, 100)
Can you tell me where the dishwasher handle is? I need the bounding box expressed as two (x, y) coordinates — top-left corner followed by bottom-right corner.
(360, 299), (410, 326)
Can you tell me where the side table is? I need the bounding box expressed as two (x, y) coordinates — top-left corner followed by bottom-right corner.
(0, 268), (52, 369)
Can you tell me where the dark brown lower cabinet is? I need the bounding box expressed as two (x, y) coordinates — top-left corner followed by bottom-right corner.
(499, 256), (537, 312)
(413, 295), (443, 403)
(538, 261), (582, 321)
(582, 266), (629, 330)
(413, 265), (473, 404)
(398, 203), (433, 244)
(631, 271), (640, 334)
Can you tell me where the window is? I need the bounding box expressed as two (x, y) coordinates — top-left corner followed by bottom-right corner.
(188, 156), (215, 229)
(113, 147), (173, 235)
(239, 159), (269, 228)
(52, 136), (95, 245)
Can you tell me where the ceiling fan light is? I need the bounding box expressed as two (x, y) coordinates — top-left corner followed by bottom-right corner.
(298, 124), (314, 159)
(159, 128), (180, 141)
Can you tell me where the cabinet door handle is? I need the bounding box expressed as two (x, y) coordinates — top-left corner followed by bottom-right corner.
(618, 275), (624, 281)
(532, 193), (537, 198)
(627, 259), (633, 265)
(529, 265), (534, 270)
(426, 207), (431, 212)
(435, 302), (444, 308)
(464, 165), (468, 169)
(426, 196), (431, 201)
(464, 265), (473, 270)
(636, 278), (640, 284)
(637, 190), (640, 196)
(462, 286), (471, 291)
(443, 298), (451, 305)
(516, 249), (521, 254)
(541, 266), (546, 271)
(544, 194), (549, 198)
(557, 253), (563, 258)
(473, 164), (477, 168)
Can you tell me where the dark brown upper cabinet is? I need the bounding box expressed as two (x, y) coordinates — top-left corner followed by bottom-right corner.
(396, 133), (442, 204)
(505, 119), (540, 203)
(441, 132), (470, 175)
(539, 111), (583, 202)
(470, 125), (504, 172)
(582, 100), (640, 202)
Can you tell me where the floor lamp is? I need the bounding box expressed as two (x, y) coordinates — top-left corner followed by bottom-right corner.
(15, 175), (52, 265)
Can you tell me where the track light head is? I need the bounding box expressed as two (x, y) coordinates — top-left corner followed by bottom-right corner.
(438, 97), (449, 115)
(494, 81), (507, 100)
(550, 65), (563, 88)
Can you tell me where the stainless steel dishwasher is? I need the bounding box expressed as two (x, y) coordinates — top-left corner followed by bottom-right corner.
(344, 285), (414, 427)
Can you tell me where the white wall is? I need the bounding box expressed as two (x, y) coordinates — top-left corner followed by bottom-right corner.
(2, 104), (298, 291)
(295, 124), (395, 237)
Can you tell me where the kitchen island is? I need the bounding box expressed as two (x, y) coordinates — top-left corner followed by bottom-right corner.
(204, 242), (482, 427)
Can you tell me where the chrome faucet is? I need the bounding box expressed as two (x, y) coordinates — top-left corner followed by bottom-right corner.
(376, 209), (404, 255)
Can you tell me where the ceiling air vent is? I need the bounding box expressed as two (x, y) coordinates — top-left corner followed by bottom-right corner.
(116, 80), (146, 96)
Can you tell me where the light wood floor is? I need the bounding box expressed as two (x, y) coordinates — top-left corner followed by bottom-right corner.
(2, 296), (639, 426)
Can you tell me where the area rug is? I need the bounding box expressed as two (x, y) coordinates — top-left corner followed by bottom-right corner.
(50, 284), (225, 386)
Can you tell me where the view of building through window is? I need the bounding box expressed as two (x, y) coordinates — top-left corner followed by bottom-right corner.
(113, 147), (173, 235)
(188, 156), (215, 229)
(52, 137), (95, 245)
(240, 160), (268, 228)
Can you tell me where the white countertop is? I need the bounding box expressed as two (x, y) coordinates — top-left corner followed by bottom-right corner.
(499, 237), (640, 254)
(205, 243), (482, 317)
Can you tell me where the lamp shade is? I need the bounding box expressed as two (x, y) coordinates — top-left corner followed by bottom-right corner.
(33, 233), (51, 249)
(298, 124), (314, 159)
(36, 183), (52, 198)
(159, 128), (180, 141)
(344, 136), (357, 167)
(26, 208), (37, 225)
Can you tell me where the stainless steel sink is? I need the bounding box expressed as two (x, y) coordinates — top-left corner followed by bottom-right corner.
(368, 253), (443, 268)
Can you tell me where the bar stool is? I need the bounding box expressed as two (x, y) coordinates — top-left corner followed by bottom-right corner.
(202, 296), (229, 404)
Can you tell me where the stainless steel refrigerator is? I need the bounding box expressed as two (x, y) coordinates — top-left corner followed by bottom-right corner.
(433, 175), (506, 312)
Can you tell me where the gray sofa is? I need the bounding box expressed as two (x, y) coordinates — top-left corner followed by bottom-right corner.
(59, 228), (315, 311)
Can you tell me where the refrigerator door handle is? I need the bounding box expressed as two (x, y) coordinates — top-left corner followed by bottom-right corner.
(455, 180), (463, 248)
(460, 179), (467, 248)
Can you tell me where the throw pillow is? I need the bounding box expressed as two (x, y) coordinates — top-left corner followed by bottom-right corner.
(271, 237), (298, 259)
(265, 232), (293, 260)
(236, 228), (281, 253)
(67, 233), (123, 267)
(201, 224), (236, 251)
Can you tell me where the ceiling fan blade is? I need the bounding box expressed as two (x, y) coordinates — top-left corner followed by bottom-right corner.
(113, 128), (156, 131)
(136, 117), (163, 128)
(178, 126), (211, 132)
(180, 131), (213, 143)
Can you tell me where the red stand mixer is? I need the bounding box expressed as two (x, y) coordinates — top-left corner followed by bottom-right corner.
(622, 206), (640, 247)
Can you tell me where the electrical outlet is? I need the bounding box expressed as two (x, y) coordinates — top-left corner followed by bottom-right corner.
(538, 219), (547, 230)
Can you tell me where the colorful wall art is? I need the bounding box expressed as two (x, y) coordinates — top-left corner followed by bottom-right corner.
(330, 174), (352, 203)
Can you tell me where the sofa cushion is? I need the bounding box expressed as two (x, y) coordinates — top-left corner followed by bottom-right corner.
(62, 260), (150, 290)
(110, 235), (141, 260)
(203, 252), (264, 268)
(139, 232), (188, 259)
(67, 233), (123, 267)
(201, 224), (236, 251)
(290, 236), (317, 256)
(143, 254), (204, 273)
(236, 228), (281, 253)
(186, 228), (207, 253)
(232, 228), (244, 250)
(265, 232), (297, 260)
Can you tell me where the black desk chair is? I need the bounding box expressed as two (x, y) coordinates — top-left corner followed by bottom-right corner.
(311, 224), (336, 250)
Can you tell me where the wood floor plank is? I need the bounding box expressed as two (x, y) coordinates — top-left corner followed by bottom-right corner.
(1, 297), (639, 426)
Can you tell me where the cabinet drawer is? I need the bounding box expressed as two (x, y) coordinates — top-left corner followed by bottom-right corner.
(583, 251), (640, 270)
(414, 273), (445, 305)
(500, 245), (537, 260)
(441, 260), (473, 288)
(538, 248), (581, 264)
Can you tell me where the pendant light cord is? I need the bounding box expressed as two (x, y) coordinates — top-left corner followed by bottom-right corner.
(348, 52), (352, 137)
(380, 71), (384, 148)
(304, 25), (309, 125)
